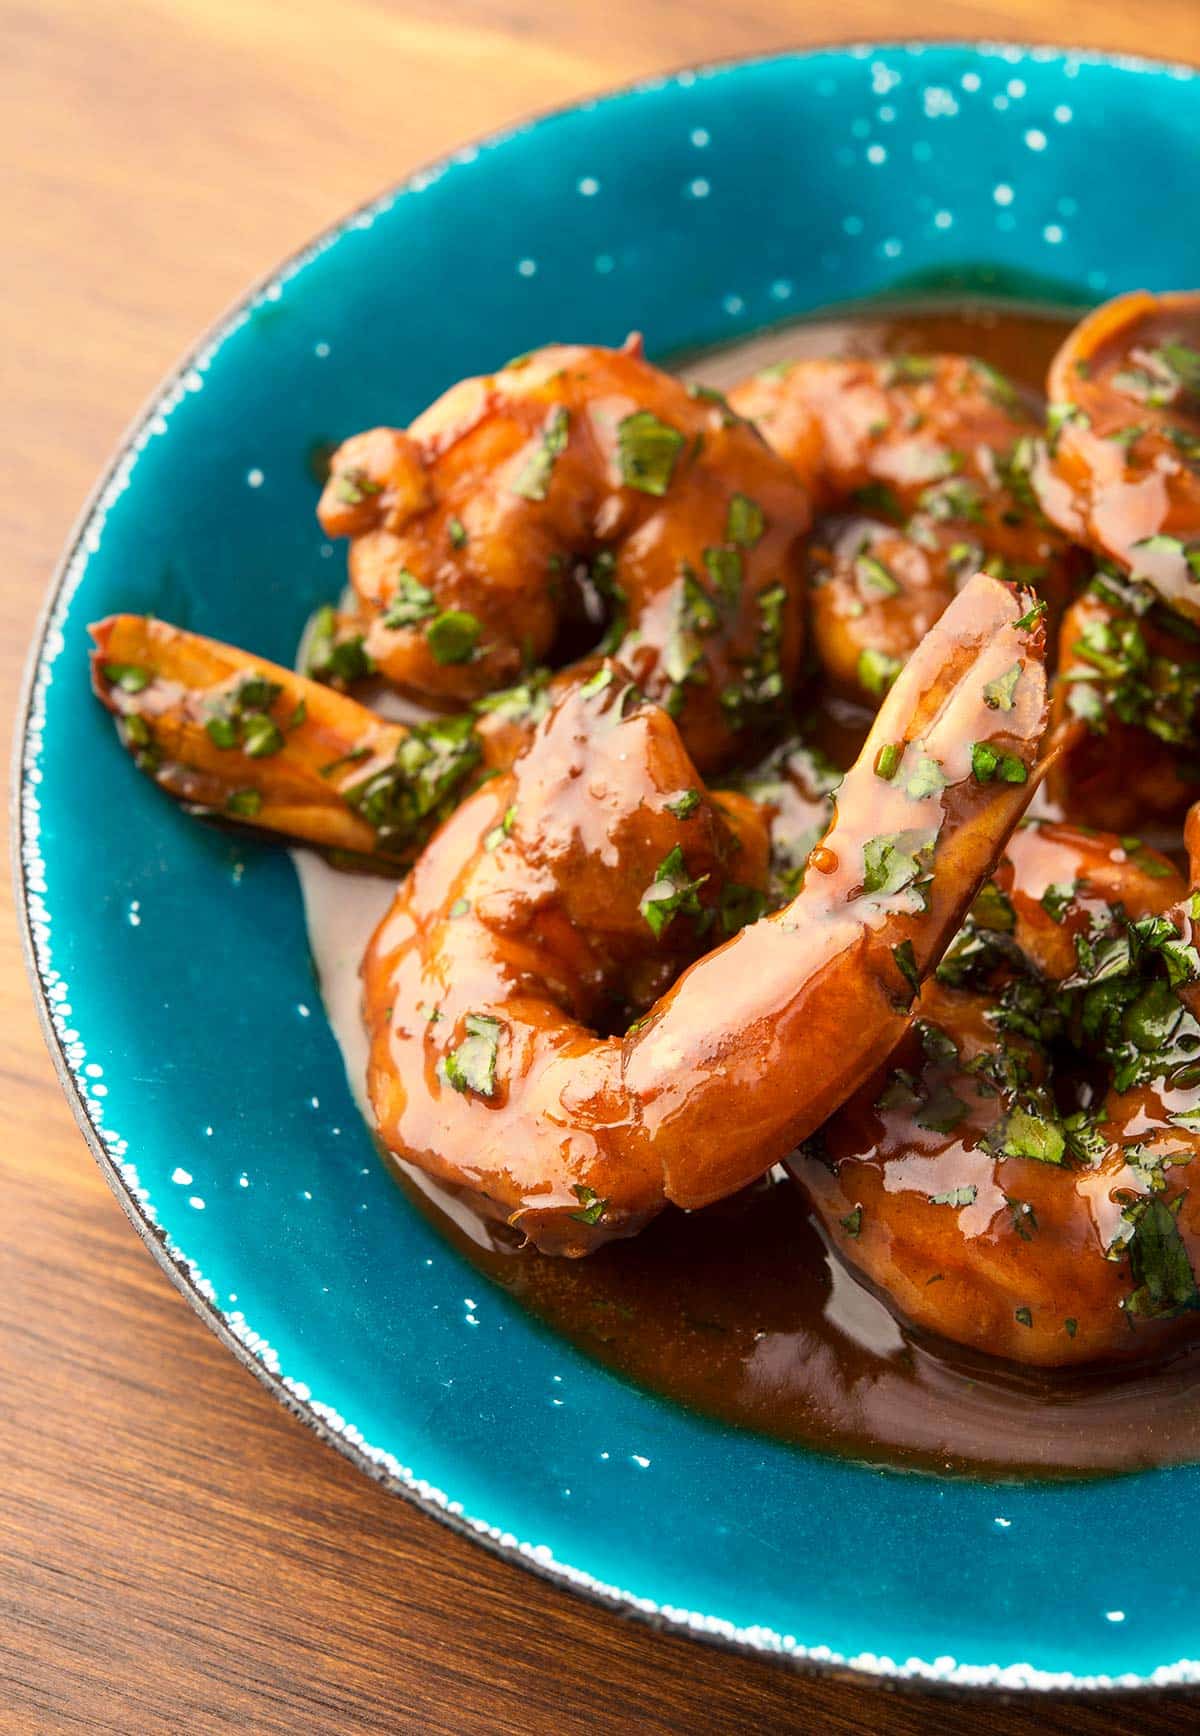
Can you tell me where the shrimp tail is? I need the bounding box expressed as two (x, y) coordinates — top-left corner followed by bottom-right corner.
(89, 614), (481, 864)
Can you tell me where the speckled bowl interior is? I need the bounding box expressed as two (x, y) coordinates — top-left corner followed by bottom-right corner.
(18, 43), (1200, 1690)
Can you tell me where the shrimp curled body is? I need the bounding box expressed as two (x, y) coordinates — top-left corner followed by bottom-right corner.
(318, 342), (813, 770)
(728, 355), (1080, 704)
(794, 819), (1200, 1366)
(362, 574), (1048, 1254)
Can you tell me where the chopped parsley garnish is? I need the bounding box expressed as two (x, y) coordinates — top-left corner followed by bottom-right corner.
(990, 1107), (1066, 1165)
(727, 493), (765, 547)
(1038, 881), (1075, 924)
(858, 646), (903, 697)
(384, 569), (437, 628)
(1014, 1306), (1033, 1328)
(892, 938), (920, 1000)
(226, 788), (263, 818)
(840, 1205), (864, 1238)
(1014, 600), (1047, 632)
(333, 466), (382, 506)
(102, 662), (151, 694)
(426, 610), (482, 665)
(970, 741), (1028, 784)
(483, 805), (517, 852)
(972, 881), (1016, 934)
(666, 789), (701, 820)
(1131, 533), (1200, 583)
(511, 405), (570, 501)
(855, 553), (901, 598)
(578, 666), (614, 700)
(918, 477), (985, 524)
(875, 741), (903, 780)
(703, 545), (743, 607)
(443, 1013), (502, 1098)
(928, 1184), (976, 1208)
(917, 1085), (969, 1135)
(241, 713), (285, 758)
(570, 1183), (608, 1226)
(639, 845), (709, 938)
(1121, 1193), (1199, 1318)
(972, 358), (1019, 407)
(664, 563), (718, 687)
(306, 604), (374, 686)
(904, 753), (947, 799)
(861, 827), (938, 903)
(343, 713), (481, 852)
(448, 516), (468, 548)
(617, 410), (685, 496)
(983, 662), (1022, 711)
(1046, 400), (1088, 451)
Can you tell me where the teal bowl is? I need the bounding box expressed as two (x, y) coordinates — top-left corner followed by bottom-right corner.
(17, 42), (1200, 1691)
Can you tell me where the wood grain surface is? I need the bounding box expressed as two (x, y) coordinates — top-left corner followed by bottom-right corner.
(5, 3), (1200, 1731)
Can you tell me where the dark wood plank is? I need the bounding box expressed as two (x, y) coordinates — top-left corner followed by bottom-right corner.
(4, 2), (1200, 1728)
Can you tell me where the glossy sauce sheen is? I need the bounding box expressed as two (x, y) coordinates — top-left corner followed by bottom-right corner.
(299, 302), (1200, 1480)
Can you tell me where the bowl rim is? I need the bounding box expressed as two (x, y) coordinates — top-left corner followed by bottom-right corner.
(13, 38), (1200, 1698)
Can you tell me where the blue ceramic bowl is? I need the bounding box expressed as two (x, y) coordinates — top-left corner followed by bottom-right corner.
(17, 42), (1200, 1692)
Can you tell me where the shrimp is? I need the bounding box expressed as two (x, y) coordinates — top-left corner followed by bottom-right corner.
(794, 818), (1200, 1366)
(90, 614), (492, 864)
(727, 354), (1082, 704)
(361, 573), (1049, 1255)
(1034, 290), (1200, 618)
(1046, 575), (1200, 833)
(314, 340), (813, 770)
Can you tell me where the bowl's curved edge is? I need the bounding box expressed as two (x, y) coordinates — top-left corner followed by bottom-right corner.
(12, 37), (1200, 1698)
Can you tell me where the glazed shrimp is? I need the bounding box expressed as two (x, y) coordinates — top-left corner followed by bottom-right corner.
(795, 819), (1200, 1366)
(315, 340), (812, 769)
(362, 573), (1048, 1255)
(1034, 290), (1200, 618)
(727, 355), (1081, 704)
(1046, 575), (1200, 833)
(90, 614), (487, 863)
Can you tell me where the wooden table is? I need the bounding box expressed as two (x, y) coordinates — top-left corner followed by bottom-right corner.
(6, 3), (1200, 1730)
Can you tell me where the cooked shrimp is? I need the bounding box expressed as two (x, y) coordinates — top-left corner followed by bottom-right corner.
(90, 614), (482, 863)
(795, 819), (1200, 1366)
(1034, 290), (1200, 618)
(315, 340), (812, 769)
(728, 355), (1081, 703)
(361, 573), (1048, 1255)
(1046, 577), (1200, 832)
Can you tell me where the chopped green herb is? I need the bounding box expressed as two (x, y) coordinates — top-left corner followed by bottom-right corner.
(928, 1184), (977, 1208)
(993, 1107), (1066, 1165)
(384, 570), (437, 628)
(578, 666), (615, 700)
(640, 845), (709, 938)
(205, 714), (238, 750)
(703, 545), (743, 607)
(861, 827), (938, 902)
(226, 788), (263, 818)
(727, 493), (765, 548)
(917, 1085), (969, 1135)
(511, 405), (570, 501)
(443, 1012), (502, 1099)
(858, 646), (903, 698)
(333, 466), (382, 506)
(1065, 1317), (1078, 1337)
(1046, 400), (1089, 451)
(904, 753), (947, 800)
(885, 354), (935, 385)
(892, 938), (920, 1000)
(426, 610), (482, 665)
(342, 713), (481, 853)
(1014, 599), (1047, 632)
(983, 662), (1022, 711)
(856, 553), (901, 598)
(449, 897), (471, 919)
(839, 1205), (863, 1238)
(447, 516), (468, 548)
(483, 804), (517, 852)
(1122, 1193), (1199, 1318)
(1015, 1306), (1033, 1328)
(570, 1183), (608, 1226)
(972, 880), (1016, 933)
(666, 789), (701, 820)
(617, 410), (685, 496)
(971, 741), (1028, 784)
(241, 713), (285, 758)
(972, 359), (1019, 408)
(874, 741), (903, 780)
(918, 477), (985, 524)
(102, 662), (152, 694)
(306, 604), (374, 686)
